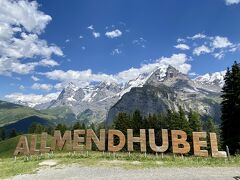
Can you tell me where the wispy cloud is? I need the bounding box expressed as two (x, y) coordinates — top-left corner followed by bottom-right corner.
(111, 48), (122, 55)
(132, 37), (146, 48)
(174, 44), (190, 50)
(177, 33), (240, 59)
(225, 0), (240, 5)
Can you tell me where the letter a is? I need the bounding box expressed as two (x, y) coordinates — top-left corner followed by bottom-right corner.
(14, 136), (30, 156)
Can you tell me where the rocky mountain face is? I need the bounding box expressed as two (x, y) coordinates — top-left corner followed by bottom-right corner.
(36, 81), (123, 124)
(106, 66), (222, 125)
(35, 65), (224, 125)
(193, 71), (226, 92)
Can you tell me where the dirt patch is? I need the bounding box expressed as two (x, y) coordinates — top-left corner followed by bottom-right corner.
(39, 160), (58, 167)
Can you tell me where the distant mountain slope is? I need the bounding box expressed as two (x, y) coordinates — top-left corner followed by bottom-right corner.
(40, 106), (77, 125)
(0, 100), (56, 127)
(3, 116), (54, 134)
(36, 82), (123, 124)
(106, 66), (222, 125)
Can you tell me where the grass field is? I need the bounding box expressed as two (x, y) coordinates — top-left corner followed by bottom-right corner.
(0, 135), (240, 179)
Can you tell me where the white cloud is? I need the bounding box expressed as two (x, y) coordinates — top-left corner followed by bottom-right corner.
(43, 53), (190, 85)
(0, 57), (36, 75)
(213, 51), (225, 59)
(181, 33), (239, 59)
(111, 48), (122, 55)
(87, 25), (94, 30)
(225, 0), (240, 5)
(79, 35), (83, 39)
(193, 45), (211, 56)
(158, 54), (191, 74)
(189, 72), (198, 76)
(31, 75), (40, 81)
(212, 36), (232, 49)
(188, 33), (207, 40)
(0, 0), (51, 33)
(5, 92), (60, 107)
(65, 39), (70, 43)
(0, 0), (63, 76)
(19, 85), (25, 90)
(43, 69), (116, 86)
(92, 31), (100, 38)
(31, 83), (53, 91)
(174, 44), (190, 50)
(177, 38), (185, 43)
(39, 59), (59, 67)
(0, 57), (59, 75)
(105, 29), (122, 38)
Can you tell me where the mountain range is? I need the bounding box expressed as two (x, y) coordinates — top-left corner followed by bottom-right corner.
(34, 65), (224, 125)
(1, 65), (225, 128)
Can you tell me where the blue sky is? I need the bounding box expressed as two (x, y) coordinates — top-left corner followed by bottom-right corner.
(1, 0), (240, 105)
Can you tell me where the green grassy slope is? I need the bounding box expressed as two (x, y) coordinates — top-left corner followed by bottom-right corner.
(0, 100), (56, 127)
(41, 106), (77, 125)
(0, 134), (53, 157)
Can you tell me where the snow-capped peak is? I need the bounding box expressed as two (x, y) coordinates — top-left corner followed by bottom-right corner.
(194, 70), (226, 87)
(65, 82), (79, 91)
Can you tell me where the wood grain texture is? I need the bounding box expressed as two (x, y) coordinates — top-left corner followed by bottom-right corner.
(73, 130), (85, 151)
(14, 136), (30, 156)
(127, 129), (146, 152)
(86, 129), (105, 151)
(108, 130), (125, 152)
(40, 132), (51, 153)
(192, 132), (208, 157)
(149, 129), (169, 153)
(29, 135), (39, 155)
(210, 133), (227, 158)
(171, 130), (190, 154)
(51, 130), (72, 151)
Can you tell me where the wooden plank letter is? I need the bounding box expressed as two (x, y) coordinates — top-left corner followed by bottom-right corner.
(108, 130), (125, 152)
(73, 130), (85, 151)
(14, 136), (30, 156)
(210, 133), (227, 158)
(127, 129), (146, 152)
(40, 132), (51, 153)
(149, 129), (168, 153)
(30, 135), (39, 155)
(192, 132), (208, 157)
(171, 130), (190, 154)
(86, 129), (105, 151)
(51, 130), (72, 151)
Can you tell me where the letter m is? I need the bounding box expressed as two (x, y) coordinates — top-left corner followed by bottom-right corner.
(51, 130), (72, 151)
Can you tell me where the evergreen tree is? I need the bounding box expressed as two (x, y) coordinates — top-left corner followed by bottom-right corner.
(131, 110), (143, 134)
(221, 61), (240, 154)
(35, 124), (44, 134)
(73, 122), (81, 130)
(114, 112), (130, 134)
(0, 128), (6, 141)
(29, 122), (37, 133)
(46, 126), (54, 136)
(188, 110), (202, 132)
(55, 124), (67, 135)
(205, 117), (217, 132)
